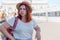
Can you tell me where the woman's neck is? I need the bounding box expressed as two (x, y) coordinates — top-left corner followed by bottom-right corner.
(21, 16), (26, 22)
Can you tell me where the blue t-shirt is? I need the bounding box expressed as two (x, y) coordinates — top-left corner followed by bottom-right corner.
(6, 17), (37, 39)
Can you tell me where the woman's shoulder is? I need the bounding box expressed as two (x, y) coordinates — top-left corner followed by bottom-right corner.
(32, 18), (36, 22)
(7, 17), (15, 21)
(31, 18), (38, 28)
(6, 17), (16, 26)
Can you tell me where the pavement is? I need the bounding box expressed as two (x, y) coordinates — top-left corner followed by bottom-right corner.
(33, 21), (60, 40)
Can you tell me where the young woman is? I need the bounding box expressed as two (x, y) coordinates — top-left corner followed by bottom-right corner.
(0, 1), (41, 40)
(0, 12), (6, 40)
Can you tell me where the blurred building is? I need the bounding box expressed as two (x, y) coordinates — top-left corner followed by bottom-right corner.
(0, 0), (60, 22)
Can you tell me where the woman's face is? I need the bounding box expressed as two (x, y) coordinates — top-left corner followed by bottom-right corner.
(19, 5), (27, 17)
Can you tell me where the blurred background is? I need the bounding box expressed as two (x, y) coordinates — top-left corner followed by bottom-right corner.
(0, 0), (60, 40)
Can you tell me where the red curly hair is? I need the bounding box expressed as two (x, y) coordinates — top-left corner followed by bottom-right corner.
(17, 4), (32, 22)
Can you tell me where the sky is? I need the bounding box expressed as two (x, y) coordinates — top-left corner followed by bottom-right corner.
(0, 0), (60, 5)
(48, 0), (60, 5)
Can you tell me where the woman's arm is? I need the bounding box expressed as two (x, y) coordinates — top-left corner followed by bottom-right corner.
(34, 25), (41, 40)
(0, 22), (15, 40)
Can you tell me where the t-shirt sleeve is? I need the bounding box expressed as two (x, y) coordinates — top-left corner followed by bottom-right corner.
(6, 17), (15, 27)
(32, 19), (38, 28)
